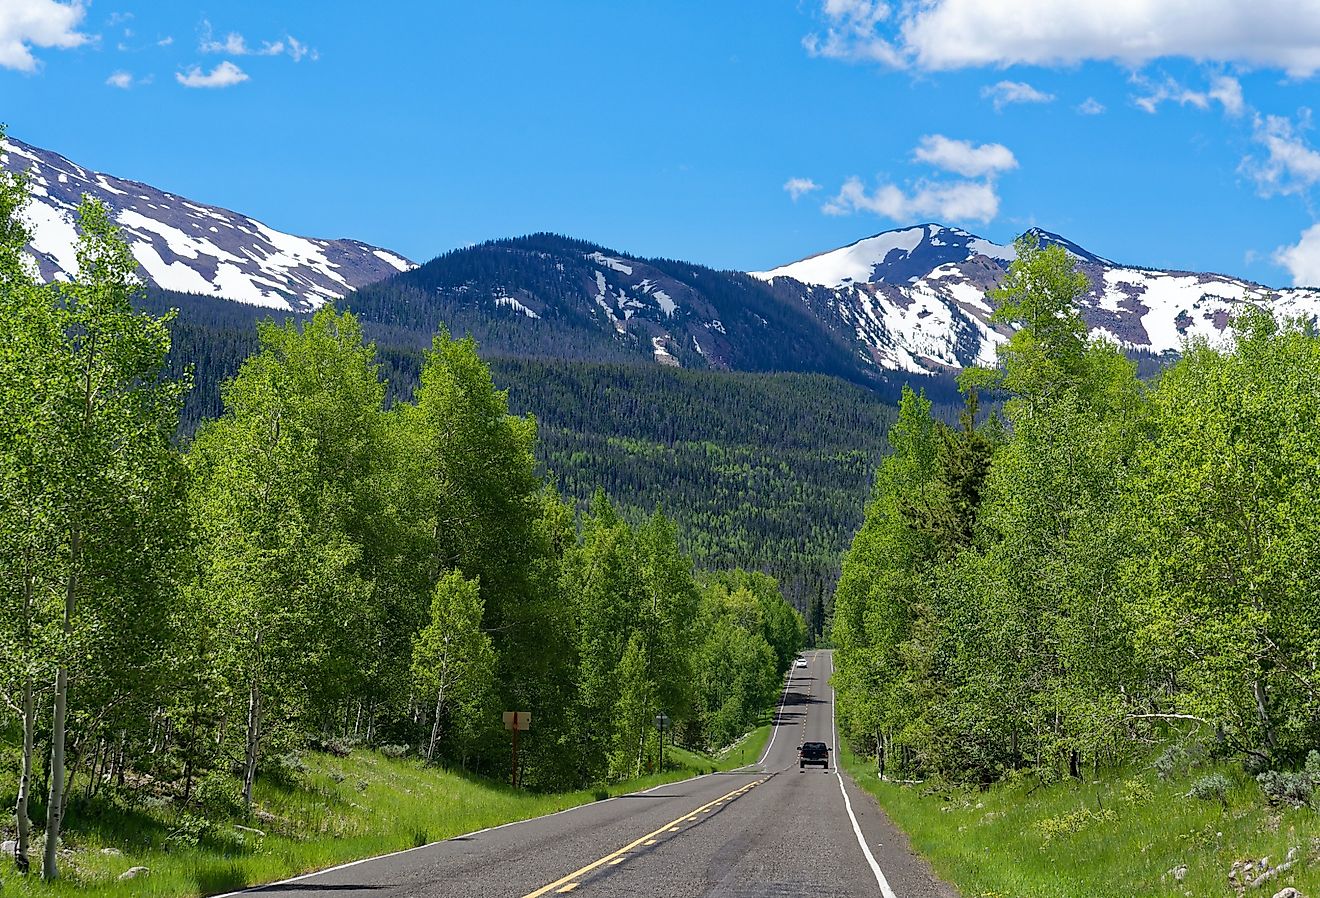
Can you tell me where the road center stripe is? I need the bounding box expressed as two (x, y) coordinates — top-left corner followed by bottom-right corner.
(518, 778), (765, 898)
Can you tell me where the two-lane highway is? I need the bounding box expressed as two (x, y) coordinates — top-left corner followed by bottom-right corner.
(225, 651), (956, 897)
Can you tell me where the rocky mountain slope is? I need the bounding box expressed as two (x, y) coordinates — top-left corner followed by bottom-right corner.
(753, 223), (1320, 374)
(2, 136), (413, 311)
(341, 233), (878, 385)
(9, 134), (1318, 383)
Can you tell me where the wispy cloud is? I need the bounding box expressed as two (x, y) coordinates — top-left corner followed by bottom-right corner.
(803, 1), (1320, 76)
(981, 80), (1054, 112)
(913, 135), (1017, 178)
(1243, 112), (1320, 197)
(0, 0), (89, 71)
(1132, 74), (1244, 116)
(1077, 97), (1106, 115)
(105, 69), (151, 88)
(801, 0), (900, 65)
(199, 20), (317, 61)
(176, 60), (248, 88)
(784, 177), (821, 201)
(823, 177), (1001, 224)
(816, 133), (1015, 225)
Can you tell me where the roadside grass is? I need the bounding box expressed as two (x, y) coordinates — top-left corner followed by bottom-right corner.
(842, 744), (1320, 897)
(0, 737), (751, 898)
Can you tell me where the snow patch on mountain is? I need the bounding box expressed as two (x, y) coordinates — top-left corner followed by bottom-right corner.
(756, 224), (1320, 375)
(2, 136), (415, 311)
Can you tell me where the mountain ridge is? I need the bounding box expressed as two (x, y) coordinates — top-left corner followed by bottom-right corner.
(1, 135), (414, 312)
(8, 134), (1320, 384)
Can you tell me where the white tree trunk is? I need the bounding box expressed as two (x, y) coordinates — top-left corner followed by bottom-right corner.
(44, 528), (78, 881)
(16, 673), (34, 873)
(427, 687), (445, 762)
(243, 669), (261, 815)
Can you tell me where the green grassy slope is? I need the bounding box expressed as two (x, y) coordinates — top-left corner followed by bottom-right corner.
(843, 746), (1320, 898)
(0, 734), (767, 898)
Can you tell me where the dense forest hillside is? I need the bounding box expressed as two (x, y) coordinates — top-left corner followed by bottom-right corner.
(141, 287), (905, 614)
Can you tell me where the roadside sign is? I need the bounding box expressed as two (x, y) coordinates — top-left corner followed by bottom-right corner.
(654, 712), (670, 731)
(503, 711), (531, 731)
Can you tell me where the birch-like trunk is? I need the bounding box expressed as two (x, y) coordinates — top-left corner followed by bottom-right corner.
(16, 673), (34, 873)
(15, 559), (35, 873)
(427, 686), (445, 762)
(44, 527), (79, 881)
(242, 663), (262, 815)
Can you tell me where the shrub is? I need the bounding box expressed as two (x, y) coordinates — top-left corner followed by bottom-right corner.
(1035, 808), (1116, 842)
(312, 736), (358, 757)
(1187, 773), (1231, 803)
(193, 772), (244, 818)
(1154, 741), (1207, 780)
(1257, 769), (1315, 807)
(264, 752), (309, 788)
(1120, 778), (1154, 806)
(379, 744), (410, 759)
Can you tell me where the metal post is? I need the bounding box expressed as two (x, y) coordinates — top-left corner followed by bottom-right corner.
(511, 713), (519, 788)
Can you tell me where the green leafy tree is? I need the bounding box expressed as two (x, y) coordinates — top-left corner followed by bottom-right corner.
(412, 570), (496, 763)
(38, 197), (185, 879)
(1127, 310), (1320, 762)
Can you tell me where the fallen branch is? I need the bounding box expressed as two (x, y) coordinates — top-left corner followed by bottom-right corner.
(1124, 713), (1211, 725)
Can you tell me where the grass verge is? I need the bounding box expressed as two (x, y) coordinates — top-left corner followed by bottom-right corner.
(842, 743), (1320, 898)
(0, 737), (756, 898)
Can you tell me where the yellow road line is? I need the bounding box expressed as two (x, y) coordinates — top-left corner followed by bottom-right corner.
(519, 778), (764, 898)
(555, 885), (579, 893)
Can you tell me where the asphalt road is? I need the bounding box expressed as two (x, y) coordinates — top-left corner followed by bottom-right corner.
(224, 650), (957, 898)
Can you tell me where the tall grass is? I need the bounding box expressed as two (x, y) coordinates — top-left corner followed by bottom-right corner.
(842, 744), (1320, 898)
(0, 734), (764, 898)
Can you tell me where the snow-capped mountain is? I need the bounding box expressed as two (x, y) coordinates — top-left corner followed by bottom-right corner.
(752, 223), (1320, 374)
(343, 233), (872, 382)
(2, 137), (414, 311)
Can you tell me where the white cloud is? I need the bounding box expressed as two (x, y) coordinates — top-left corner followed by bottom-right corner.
(802, 0), (902, 65)
(157, 35), (173, 47)
(1078, 97), (1106, 115)
(804, 1), (1320, 75)
(912, 134), (1017, 178)
(1132, 74), (1244, 116)
(823, 176), (1001, 223)
(176, 60), (248, 88)
(0, 0), (89, 71)
(1244, 112), (1320, 196)
(1209, 75), (1246, 116)
(784, 177), (821, 201)
(199, 20), (315, 61)
(1276, 223), (1320, 286)
(106, 70), (132, 88)
(285, 36), (315, 62)
(981, 80), (1054, 111)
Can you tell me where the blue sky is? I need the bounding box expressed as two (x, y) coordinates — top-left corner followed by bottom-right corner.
(5, 1), (1320, 285)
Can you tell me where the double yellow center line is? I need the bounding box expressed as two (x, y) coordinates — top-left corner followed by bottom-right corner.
(519, 777), (767, 897)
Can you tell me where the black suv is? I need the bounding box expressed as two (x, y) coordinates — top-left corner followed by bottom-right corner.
(798, 741), (830, 770)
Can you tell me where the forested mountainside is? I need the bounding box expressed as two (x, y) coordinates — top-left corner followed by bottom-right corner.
(341, 232), (883, 386)
(143, 287), (903, 613)
(0, 188), (807, 881)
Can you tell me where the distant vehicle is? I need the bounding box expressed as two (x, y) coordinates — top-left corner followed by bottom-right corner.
(795, 657), (808, 668)
(798, 741), (829, 770)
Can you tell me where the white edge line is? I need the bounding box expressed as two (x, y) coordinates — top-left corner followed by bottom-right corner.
(213, 663), (799, 896)
(210, 772), (715, 897)
(830, 650), (899, 898)
(753, 660), (796, 766)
